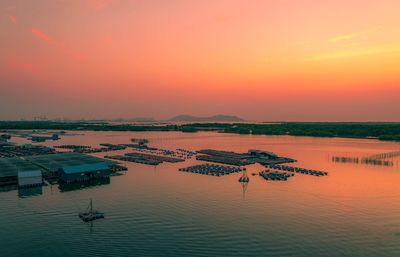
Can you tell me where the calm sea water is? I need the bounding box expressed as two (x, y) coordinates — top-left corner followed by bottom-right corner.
(1, 131), (400, 257)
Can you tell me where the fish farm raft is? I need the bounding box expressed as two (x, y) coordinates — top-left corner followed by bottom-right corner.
(196, 149), (296, 166)
(179, 164), (244, 176)
(259, 170), (294, 181)
(0, 131), (330, 198)
(265, 164), (328, 176)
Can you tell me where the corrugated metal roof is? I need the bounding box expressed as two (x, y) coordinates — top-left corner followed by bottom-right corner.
(18, 170), (42, 178)
(62, 162), (109, 174)
(26, 152), (117, 171)
(0, 158), (42, 178)
(248, 149), (278, 157)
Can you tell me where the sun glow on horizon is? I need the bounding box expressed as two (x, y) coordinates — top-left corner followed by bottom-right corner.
(1, 0), (400, 121)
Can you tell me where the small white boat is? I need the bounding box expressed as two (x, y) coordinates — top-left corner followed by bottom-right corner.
(79, 199), (104, 222)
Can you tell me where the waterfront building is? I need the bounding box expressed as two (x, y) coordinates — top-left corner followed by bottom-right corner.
(18, 170), (43, 188)
(59, 162), (110, 183)
(247, 149), (278, 159)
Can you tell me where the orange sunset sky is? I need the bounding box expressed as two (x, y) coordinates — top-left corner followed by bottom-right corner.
(1, 0), (399, 121)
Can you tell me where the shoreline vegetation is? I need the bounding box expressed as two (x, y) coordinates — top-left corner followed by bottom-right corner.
(0, 121), (400, 142)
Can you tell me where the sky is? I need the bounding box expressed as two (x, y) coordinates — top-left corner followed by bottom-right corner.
(1, 0), (400, 121)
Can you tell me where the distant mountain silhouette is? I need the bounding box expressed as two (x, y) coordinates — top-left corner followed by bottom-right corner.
(111, 117), (157, 122)
(168, 115), (244, 122)
(129, 117), (157, 122)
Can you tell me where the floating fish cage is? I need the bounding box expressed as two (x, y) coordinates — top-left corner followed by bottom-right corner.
(259, 170), (294, 181)
(54, 145), (91, 149)
(179, 164), (243, 176)
(105, 155), (162, 166)
(125, 152), (185, 163)
(265, 164), (327, 176)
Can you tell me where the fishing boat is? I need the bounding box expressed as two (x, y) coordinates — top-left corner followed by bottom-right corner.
(79, 199), (104, 222)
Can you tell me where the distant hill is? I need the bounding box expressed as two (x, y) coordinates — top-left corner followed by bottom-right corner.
(168, 115), (244, 122)
(129, 117), (157, 122)
(111, 117), (157, 122)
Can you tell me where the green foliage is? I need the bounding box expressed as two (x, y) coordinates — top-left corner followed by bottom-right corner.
(1, 121), (400, 142)
(181, 126), (198, 133)
(379, 135), (400, 141)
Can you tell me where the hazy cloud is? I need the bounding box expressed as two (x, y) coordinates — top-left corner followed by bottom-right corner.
(8, 15), (16, 24)
(87, 0), (118, 10)
(29, 27), (85, 61)
(306, 45), (399, 62)
(3, 5), (16, 11)
(6, 60), (33, 71)
(30, 28), (53, 44)
(210, 15), (237, 24)
(330, 26), (382, 43)
(3, 58), (41, 78)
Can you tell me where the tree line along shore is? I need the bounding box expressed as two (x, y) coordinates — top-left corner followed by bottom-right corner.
(0, 121), (399, 142)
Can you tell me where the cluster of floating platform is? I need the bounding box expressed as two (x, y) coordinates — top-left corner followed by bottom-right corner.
(0, 151), (128, 189)
(196, 154), (253, 166)
(55, 145), (91, 150)
(126, 152), (184, 163)
(55, 144), (127, 153)
(196, 149), (255, 166)
(176, 148), (196, 155)
(105, 152), (185, 166)
(109, 164), (128, 172)
(131, 147), (195, 160)
(122, 144), (158, 150)
(76, 144), (127, 154)
(1, 131), (333, 198)
(106, 155), (161, 165)
(30, 134), (60, 142)
(196, 149), (296, 166)
(265, 164), (327, 176)
(2, 130), (66, 143)
(179, 164), (243, 176)
(259, 170), (294, 181)
(0, 135), (133, 195)
(0, 144), (56, 158)
(176, 148), (196, 158)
